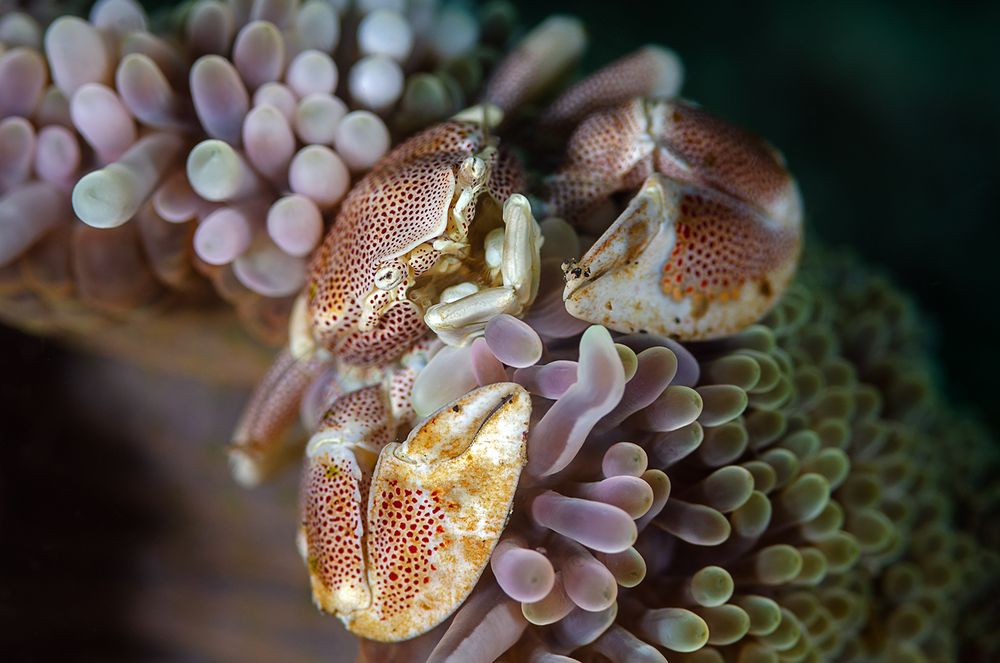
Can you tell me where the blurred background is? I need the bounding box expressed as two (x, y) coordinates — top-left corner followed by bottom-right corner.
(2, 0), (998, 660)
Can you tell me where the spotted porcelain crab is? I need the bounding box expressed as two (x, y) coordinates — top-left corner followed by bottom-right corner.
(231, 111), (542, 641)
(229, 17), (802, 644)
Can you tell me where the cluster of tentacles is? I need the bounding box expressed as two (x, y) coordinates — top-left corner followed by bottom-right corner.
(356, 245), (1000, 663)
(0, 0), (513, 379)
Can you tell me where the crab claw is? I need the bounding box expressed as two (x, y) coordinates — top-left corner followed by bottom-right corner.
(305, 382), (531, 642)
(563, 174), (800, 340)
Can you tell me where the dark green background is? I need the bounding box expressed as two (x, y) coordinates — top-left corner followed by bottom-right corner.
(519, 0), (1000, 426)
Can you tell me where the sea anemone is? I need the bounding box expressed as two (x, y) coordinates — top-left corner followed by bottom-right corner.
(0, 0), (513, 373)
(352, 242), (1000, 662)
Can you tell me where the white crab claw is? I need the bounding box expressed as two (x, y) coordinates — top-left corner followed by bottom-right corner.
(306, 382), (531, 642)
(563, 174), (800, 340)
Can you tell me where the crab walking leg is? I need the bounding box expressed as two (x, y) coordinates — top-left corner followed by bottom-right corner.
(230, 296), (330, 486)
(563, 174), (800, 340)
(543, 99), (656, 224)
(483, 16), (587, 113)
(229, 348), (331, 486)
(539, 46), (684, 132)
(423, 195), (541, 345)
(335, 383), (530, 642)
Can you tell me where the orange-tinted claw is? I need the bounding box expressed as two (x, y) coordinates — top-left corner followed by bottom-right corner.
(347, 382), (531, 641)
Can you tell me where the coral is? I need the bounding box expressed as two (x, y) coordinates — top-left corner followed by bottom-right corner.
(355, 243), (1000, 662)
(0, 0), (512, 376)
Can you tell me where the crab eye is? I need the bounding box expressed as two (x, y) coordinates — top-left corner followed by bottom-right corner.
(374, 263), (404, 290)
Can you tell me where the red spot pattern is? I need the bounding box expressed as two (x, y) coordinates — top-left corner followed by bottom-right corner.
(234, 349), (327, 450)
(541, 47), (677, 130)
(545, 101), (652, 223)
(484, 146), (524, 205)
(546, 99), (795, 229)
(366, 480), (452, 620)
(388, 366), (418, 422)
(303, 449), (368, 606)
(307, 121), (524, 368)
(654, 101), (791, 221)
(335, 302), (429, 366)
(484, 45), (544, 112)
(660, 189), (797, 301)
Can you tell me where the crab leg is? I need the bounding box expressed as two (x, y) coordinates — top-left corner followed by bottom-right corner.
(538, 46), (684, 131)
(483, 16), (587, 113)
(229, 347), (330, 486)
(301, 382), (531, 642)
(230, 295), (330, 486)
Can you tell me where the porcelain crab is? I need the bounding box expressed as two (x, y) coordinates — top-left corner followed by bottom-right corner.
(231, 111), (543, 642)
(229, 17), (802, 644)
